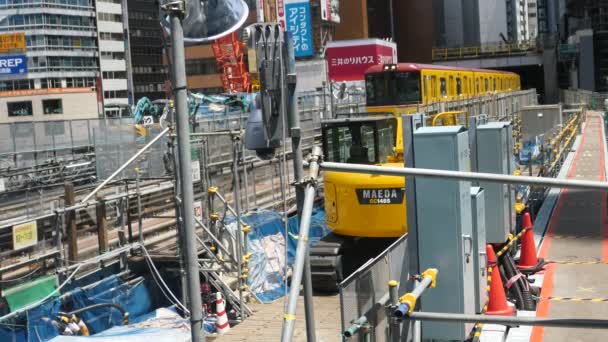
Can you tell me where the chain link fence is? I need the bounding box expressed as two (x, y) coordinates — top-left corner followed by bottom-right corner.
(339, 235), (409, 342)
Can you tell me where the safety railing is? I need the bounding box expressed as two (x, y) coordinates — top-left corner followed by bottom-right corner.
(339, 234), (409, 341)
(432, 39), (538, 61)
(561, 89), (608, 111)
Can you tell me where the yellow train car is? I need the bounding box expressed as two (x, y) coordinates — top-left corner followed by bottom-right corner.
(363, 63), (520, 156)
(312, 63), (521, 291)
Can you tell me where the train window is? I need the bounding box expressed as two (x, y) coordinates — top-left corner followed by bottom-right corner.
(432, 76), (437, 98)
(365, 71), (421, 106)
(456, 78), (462, 96)
(393, 72), (421, 105)
(493, 78), (497, 91)
(422, 76), (433, 103)
(476, 79), (480, 94)
(440, 78), (447, 97)
(484, 79), (489, 92)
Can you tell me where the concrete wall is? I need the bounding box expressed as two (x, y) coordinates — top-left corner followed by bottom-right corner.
(394, 0), (434, 62)
(334, 0), (368, 40)
(479, 1), (508, 44)
(520, 104), (562, 141)
(0, 90), (99, 123)
(442, 0), (465, 47)
(577, 29), (595, 92)
(463, 0), (481, 46)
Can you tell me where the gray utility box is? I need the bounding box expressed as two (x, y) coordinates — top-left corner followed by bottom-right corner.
(413, 126), (475, 341)
(470, 187), (487, 314)
(476, 122), (515, 243)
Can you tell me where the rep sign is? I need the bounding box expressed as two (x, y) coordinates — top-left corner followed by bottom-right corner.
(286, 0), (313, 57)
(0, 55), (27, 76)
(325, 39), (397, 82)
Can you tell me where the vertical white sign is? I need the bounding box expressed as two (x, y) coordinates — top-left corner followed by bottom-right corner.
(277, 0), (286, 28)
(257, 0), (265, 22)
(193, 201), (203, 220)
(320, 0), (328, 21)
(192, 160), (201, 183)
(0, 178), (5, 192)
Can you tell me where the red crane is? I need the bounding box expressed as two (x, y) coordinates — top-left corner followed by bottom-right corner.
(212, 32), (250, 93)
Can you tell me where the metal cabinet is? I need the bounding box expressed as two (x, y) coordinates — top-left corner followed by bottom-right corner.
(476, 122), (515, 243)
(413, 126), (475, 340)
(471, 187), (487, 314)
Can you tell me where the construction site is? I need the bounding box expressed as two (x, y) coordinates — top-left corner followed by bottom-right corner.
(2, 0), (608, 342)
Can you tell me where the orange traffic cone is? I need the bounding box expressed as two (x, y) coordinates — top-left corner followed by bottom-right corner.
(215, 292), (230, 334)
(485, 245), (515, 316)
(517, 212), (540, 270)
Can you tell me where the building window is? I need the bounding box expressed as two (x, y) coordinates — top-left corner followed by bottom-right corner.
(43, 99), (63, 114)
(186, 58), (218, 75)
(7, 101), (33, 116)
(100, 51), (125, 60)
(99, 32), (124, 41)
(102, 71), (127, 79)
(41, 78), (62, 89)
(104, 90), (128, 98)
(97, 12), (122, 22)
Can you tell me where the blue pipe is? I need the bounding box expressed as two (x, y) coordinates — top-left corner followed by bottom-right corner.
(394, 303), (410, 318)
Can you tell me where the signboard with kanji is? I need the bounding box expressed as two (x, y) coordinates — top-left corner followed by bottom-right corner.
(286, 0), (313, 57)
(325, 39), (398, 82)
(13, 221), (37, 251)
(320, 0), (340, 23)
(0, 32), (25, 53)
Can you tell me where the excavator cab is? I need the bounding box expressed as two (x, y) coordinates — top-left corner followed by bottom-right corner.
(312, 116), (406, 291)
(321, 116), (398, 165)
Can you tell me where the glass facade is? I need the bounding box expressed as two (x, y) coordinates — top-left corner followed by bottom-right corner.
(0, 1), (98, 96)
(128, 0), (168, 100)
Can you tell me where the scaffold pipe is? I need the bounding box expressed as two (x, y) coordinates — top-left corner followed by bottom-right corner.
(394, 268), (438, 318)
(280, 146), (322, 342)
(406, 312), (608, 329)
(80, 127), (170, 203)
(343, 316), (369, 338)
(320, 162), (608, 191)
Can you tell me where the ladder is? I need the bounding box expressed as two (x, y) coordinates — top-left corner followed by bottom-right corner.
(212, 32), (250, 93)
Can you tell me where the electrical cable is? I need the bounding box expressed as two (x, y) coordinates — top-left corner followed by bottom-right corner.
(0, 244), (139, 323)
(141, 245), (187, 313)
(0, 263), (83, 323)
(140, 245), (190, 314)
(0, 267), (42, 283)
(501, 252), (535, 310)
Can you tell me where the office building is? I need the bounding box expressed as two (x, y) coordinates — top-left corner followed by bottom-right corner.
(336, 0), (433, 62)
(0, 0), (100, 122)
(127, 0), (168, 101)
(96, 0), (130, 113)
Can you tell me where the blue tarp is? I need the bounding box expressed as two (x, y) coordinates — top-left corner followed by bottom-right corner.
(236, 208), (330, 303)
(70, 279), (153, 335)
(0, 326), (26, 342)
(26, 298), (62, 342)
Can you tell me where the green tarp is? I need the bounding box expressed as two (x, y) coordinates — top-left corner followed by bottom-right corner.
(2, 274), (58, 311)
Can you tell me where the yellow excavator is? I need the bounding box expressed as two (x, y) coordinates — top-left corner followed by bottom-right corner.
(310, 63), (521, 291)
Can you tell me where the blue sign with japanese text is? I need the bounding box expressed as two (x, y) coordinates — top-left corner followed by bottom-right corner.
(0, 55), (26, 75)
(286, 1), (313, 57)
